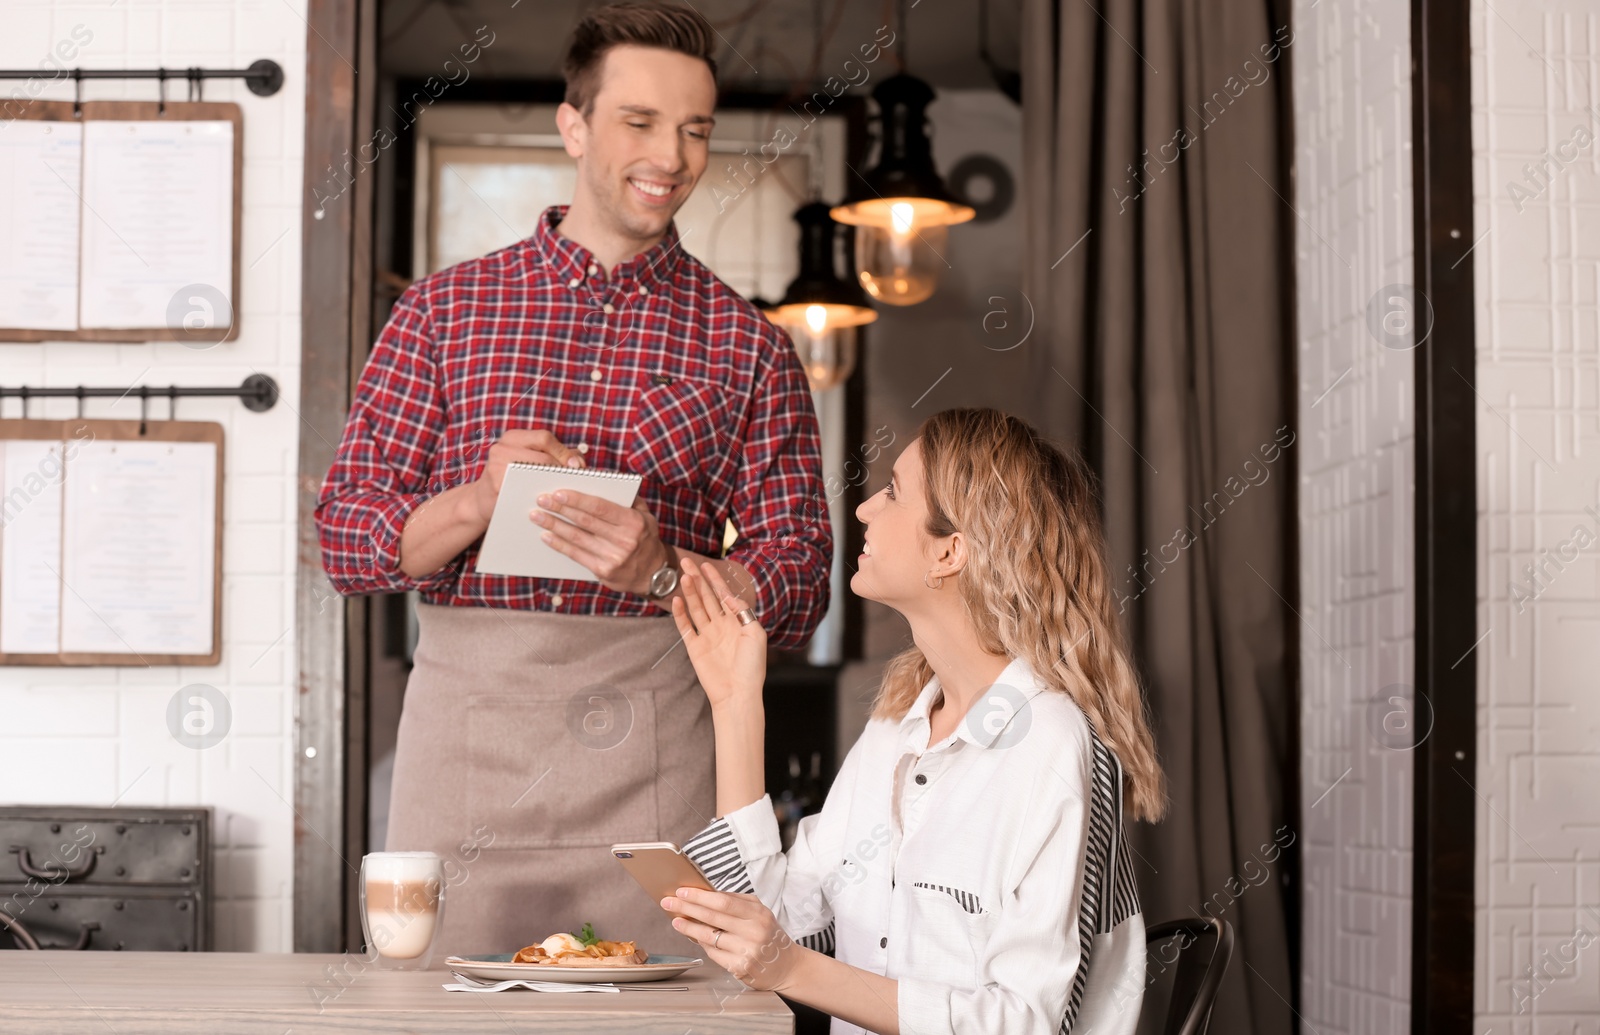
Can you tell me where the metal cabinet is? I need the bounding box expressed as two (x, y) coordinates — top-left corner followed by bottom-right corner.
(0, 807), (211, 951)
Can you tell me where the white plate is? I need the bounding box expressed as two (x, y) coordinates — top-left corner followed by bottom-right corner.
(444, 953), (703, 984)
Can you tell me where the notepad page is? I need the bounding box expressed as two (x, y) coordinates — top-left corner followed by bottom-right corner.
(473, 464), (643, 581)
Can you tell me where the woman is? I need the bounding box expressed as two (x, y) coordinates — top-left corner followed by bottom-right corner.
(661, 408), (1165, 1035)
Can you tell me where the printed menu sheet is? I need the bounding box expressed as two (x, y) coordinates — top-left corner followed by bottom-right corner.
(0, 440), (66, 653)
(78, 120), (233, 330)
(0, 122), (83, 331)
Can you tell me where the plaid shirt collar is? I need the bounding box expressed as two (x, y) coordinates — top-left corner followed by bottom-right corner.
(531, 204), (685, 293)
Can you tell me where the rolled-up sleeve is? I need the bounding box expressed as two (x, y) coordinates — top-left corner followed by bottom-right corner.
(897, 752), (1091, 1035)
(681, 736), (868, 948)
(314, 285), (462, 596)
(723, 331), (833, 651)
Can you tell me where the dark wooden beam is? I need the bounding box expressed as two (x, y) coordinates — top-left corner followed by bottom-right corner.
(1409, 0), (1478, 1029)
(295, 0), (366, 952)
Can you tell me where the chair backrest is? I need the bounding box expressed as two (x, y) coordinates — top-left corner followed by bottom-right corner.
(1143, 917), (1234, 1035)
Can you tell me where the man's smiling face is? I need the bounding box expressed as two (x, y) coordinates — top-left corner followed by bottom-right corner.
(559, 44), (717, 246)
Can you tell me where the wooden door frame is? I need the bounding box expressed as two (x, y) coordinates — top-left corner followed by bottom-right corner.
(296, 0), (377, 952)
(1409, 0), (1477, 1029)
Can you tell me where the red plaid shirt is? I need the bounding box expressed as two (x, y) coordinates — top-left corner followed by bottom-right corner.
(314, 205), (832, 650)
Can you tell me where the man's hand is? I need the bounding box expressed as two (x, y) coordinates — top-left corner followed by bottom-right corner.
(470, 429), (586, 525)
(532, 491), (671, 597)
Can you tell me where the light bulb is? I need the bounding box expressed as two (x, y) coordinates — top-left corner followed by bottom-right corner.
(773, 317), (858, 392)
(804, 304), (829, 333)
(854, 222), (947, 306)
(890, 202), (915, 235)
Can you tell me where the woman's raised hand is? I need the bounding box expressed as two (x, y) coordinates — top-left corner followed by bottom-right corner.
(670, 559), (768, 710)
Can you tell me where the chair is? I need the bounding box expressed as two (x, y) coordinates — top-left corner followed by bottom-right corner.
(1142, 917), (1234, 1035)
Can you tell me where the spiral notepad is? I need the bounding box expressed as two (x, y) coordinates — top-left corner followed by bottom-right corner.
(473, 462), (643, 581)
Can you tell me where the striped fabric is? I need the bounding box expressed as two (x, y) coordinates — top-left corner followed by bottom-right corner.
(682, 819), (837, 953)
(683, 819), (754, 894)
(677, 654), (1146, 1035)
(1060, 733), (1141, 1033)
(911, 882), (985, 915)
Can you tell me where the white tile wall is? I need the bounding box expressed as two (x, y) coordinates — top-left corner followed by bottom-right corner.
(1291, 0), (1417, 1030)
(1470, 2), (1600, 1030)
(0, 0), (306, 951)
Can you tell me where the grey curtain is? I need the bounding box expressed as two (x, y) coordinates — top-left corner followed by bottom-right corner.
(1020, 2), (1297, 1034)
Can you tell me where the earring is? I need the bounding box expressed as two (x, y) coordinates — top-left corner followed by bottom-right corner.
(923, 570), (944, 590)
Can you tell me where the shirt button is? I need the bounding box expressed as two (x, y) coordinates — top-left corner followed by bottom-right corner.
(567, 277), (580, 289)
(638, 285), (650, 295)
(589, 369), (603, 382)
(914, 774), (927, 785)
(879, 937), (887, 949)
(602, 302), (615, 314)
(587, 263), (599, 275)
(576, 443), (588, 454)
(551, 594), (564, 607)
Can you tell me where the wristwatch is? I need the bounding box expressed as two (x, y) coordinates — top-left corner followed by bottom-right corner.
(646, 543), (680, 599)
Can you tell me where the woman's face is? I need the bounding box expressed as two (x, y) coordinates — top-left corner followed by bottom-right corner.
(852, 437), (944, 607)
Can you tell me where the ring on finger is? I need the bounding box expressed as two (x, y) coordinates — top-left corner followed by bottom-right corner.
(712, 929), (723, 949)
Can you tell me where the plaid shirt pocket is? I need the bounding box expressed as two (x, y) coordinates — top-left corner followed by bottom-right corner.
(628, 377), (731, 490)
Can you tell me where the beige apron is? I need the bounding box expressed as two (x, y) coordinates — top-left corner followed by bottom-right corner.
(385, 602), (715, 958)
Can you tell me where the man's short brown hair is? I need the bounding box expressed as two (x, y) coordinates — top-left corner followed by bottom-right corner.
(563, 2), (718, 114)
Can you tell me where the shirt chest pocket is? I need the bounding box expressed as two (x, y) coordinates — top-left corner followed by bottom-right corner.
(627, 377), (731, 490)
(900, 881), (999, 991)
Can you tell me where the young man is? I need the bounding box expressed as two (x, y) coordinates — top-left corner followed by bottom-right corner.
(315, 2), (832, 954)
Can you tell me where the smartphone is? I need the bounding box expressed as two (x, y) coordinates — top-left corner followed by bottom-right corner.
(611, 841), (714, 921)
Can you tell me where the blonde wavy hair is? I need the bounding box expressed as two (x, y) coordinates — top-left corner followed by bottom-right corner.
(870, 408), (1166, 822)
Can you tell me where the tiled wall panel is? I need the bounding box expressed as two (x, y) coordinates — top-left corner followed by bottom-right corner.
(1291, 1), (1416, 1030)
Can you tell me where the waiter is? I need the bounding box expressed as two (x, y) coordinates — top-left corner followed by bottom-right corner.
(315, 1), (832, 955)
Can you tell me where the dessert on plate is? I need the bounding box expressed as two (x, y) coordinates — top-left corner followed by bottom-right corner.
(511, 922), (649, 966)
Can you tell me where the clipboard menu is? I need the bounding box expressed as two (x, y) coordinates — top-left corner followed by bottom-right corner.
(0, 100), (242, 343)
(0, 420), (223, 666)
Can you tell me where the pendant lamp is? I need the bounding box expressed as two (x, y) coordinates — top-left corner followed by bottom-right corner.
(830, 74), (974, 306)
(768, 201), (876, 391)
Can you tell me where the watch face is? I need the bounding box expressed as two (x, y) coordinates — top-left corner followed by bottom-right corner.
(652, 565), (679, 597)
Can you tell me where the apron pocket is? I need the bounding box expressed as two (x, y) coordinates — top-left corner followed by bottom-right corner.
(465, 687), (661, 849)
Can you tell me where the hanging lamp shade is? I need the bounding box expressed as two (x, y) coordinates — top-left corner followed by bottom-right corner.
(830, 74), (972, 305)
(829, 74), (975, 230)
(766, 202), (873, 391)
(770, 202), (878, 330)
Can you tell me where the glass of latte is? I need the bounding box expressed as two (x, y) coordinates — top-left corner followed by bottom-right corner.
(359, 851), (445, 969)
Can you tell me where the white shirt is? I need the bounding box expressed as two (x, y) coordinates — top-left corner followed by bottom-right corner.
(683, 655), (1146, 1035)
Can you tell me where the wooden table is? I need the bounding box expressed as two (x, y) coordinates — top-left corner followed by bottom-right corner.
(0, 951), (795, 1033)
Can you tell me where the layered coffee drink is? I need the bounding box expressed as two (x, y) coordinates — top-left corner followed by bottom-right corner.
(360, 852), (445, 967)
